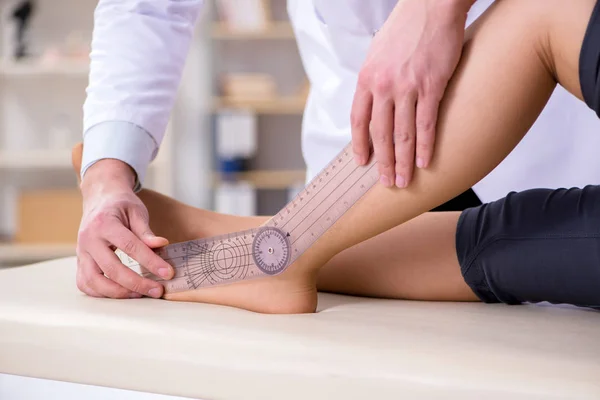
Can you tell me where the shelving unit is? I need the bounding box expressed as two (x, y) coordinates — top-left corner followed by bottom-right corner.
(0, 60), (89, 76)
(213, 95), (306, 114)
(214, 169), (305, 190)
(0, 0), (175, 266)
(0, 149), (170, 170)
(211, 21), (295, 40)
(0, 149), (73, 169)
(210, 0), (307, 215)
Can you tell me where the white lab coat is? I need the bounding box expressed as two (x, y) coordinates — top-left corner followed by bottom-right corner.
(288, 0), (600, 203)
(84, 0), (600, 202)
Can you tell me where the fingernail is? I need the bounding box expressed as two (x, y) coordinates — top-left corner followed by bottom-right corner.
(380, 175), (392, 187)
(416, 157), (425, 168)
(129, 293), (142, 299)
(158, 267), (171, 279)
(148, 288), (161, 298)
(355, 153), (365, 165)
(395, 175), (406, 188)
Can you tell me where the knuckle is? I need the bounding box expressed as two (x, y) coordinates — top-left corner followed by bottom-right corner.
(129, 280), (146, 295)
(417, 141), (432, 154)
(146, 256), (166, 274)
(373, 73), (393, 95)
(357, 68), (372, 90)
(372, 132), (390, 145)
(378, 159), (393, 170)
(396, 81), (415, 96)
(78, 225), (94, 243)
(122, 239), (138, 256)
(422, 74), (446, 94)
(91, 210), (111, 227)
(418, 75), (436, 94)
(350, 111), (367, 131)
(131, 204), (149, 221)
(129, 284), (141, 294)
(100, 261), (117, 280)
(393, 130), (412, 144)
(416, 118), (435, 133)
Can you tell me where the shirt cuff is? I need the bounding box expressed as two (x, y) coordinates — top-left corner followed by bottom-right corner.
(81, 121), (158, 192)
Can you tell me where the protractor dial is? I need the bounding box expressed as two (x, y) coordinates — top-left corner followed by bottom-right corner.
(252, 227), (291, 275)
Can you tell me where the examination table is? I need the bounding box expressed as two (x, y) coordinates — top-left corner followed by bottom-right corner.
(1, 257), (599, 399)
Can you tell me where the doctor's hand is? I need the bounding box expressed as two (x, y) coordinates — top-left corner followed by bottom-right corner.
(76, 160), (173, 299)
(351, 0), (474, 188)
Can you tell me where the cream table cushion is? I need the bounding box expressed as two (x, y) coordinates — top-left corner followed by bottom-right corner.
(1, 257), (599, 400)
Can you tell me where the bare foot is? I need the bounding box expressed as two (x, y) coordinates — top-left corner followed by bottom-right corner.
(72, 143), (318, 313)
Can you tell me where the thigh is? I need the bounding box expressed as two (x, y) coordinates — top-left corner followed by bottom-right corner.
(317, 212), (479, 302)
(457, 185), (600, 309)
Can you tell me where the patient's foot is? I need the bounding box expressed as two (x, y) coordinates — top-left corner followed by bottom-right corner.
(72, 144), (318, 313)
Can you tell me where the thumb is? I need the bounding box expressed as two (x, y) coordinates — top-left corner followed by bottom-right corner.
(128, 208), (169, 249)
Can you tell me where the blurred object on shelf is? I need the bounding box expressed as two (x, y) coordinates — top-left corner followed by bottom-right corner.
(40, 30), (90, 66)
(215, 0), (270, 32)
(297, 78), (310, 99)
(213, 95), (306, 114)
(6, 0), (37, 60)
(220, 73), (277, 101)
(15, 189), (82, 244)
(48, 113), (75, 150)
(216, 110), (257, 160)
(214, 181), (256, 216)
(211, 21), (294, 40)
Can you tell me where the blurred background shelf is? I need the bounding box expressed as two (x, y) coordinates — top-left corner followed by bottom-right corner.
(211, 21), (294, 40)
(0, 0), (306, 263)
(0, 60), (89, 77)
(0, 149), (168, 170)
(0, 243), (75, 266)
(212, 95), (306, 114)
(214, 169), (305, 189)
(0, 150), (73, 169)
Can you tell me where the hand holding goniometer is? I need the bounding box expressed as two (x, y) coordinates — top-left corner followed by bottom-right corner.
(75, 151), (174, 300)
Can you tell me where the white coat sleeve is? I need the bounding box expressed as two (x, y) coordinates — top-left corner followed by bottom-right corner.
(81, 0), (204, 190)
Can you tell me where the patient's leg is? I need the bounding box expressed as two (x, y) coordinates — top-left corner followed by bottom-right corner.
(75, 0), (595, 312)
(74, 148), (476, 305)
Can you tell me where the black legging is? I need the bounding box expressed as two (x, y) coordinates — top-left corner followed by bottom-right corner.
(457, 185), (600, 310)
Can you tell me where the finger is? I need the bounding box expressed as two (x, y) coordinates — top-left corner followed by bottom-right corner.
(76, 266), (103, 298)
(110, 222), (173, 280)
(371, 96), (395, 187)
(393, 92), (417, 188)
(415, 95), (440, 169)
(350, 84), (373, 165)
(77, 252), (140, 299)
(92, 243), (164, 298)
(128, 207), (169, 249)
(76, 252), (104, 298)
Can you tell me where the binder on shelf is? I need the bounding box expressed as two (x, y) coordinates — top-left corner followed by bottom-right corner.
(214, 181), (257, 217)
(216, 110), (258, 161)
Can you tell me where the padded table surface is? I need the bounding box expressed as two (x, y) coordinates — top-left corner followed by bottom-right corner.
(1, 257), (599, 400)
